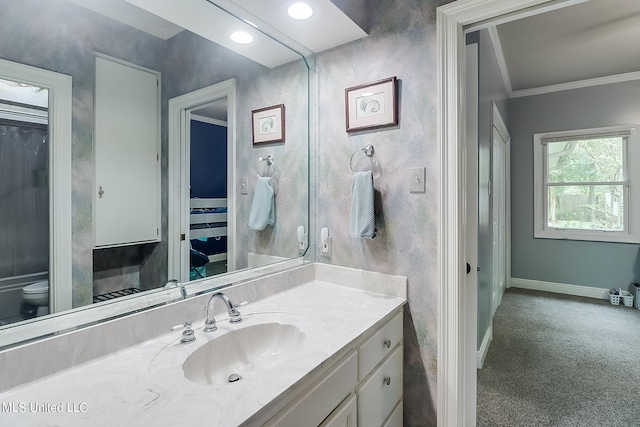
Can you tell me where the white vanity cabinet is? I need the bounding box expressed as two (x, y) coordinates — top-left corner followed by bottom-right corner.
(357, 345), (403, 427)
(94, 56), (161, 248)
(265, 310), (403, 427)
(264, 351), (358, 427)
(357, 312), (403, 427)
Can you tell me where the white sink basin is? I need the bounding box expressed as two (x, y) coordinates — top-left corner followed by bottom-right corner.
(182, 322), (305, 385)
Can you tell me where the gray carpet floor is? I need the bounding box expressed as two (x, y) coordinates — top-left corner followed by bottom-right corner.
(477, 288), (640, 427)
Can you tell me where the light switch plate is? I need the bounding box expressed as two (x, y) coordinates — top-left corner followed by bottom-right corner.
(240, 177), (248, 194)
(409, 167), (426, 193)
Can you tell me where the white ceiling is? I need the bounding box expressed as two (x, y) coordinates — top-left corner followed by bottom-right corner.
(66, 0), (367, 68)
(493, 0), (640, 94)
(65, 0), (183, 40)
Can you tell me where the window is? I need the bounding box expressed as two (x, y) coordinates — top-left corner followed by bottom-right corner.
(533, 126), (640, 243)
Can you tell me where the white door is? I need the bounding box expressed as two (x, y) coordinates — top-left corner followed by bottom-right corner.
(491, 104), (509, 316)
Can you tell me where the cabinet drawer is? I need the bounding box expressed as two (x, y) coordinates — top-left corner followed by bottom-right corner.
(265, 351), (357, 427)
(382, 400), (402, 427)
(358, 312), (402, 381)
(320, 394), (357, 427)
(357, 344), (403, 427)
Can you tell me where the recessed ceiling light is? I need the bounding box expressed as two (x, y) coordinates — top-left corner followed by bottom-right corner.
(230, 31), (253, 44)
(287, 2), (313, 20)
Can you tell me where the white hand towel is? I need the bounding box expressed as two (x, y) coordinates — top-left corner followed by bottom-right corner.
(249, 177), (275, 230)
(350, 171), (376, 239)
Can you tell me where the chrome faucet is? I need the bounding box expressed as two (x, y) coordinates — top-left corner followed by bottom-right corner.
(204, 292), (242, 332)
(164, 279), (186, 299)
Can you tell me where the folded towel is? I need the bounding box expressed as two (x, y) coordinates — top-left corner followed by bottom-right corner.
(249, 176), (275, 230)
(350, 170), (375, 239)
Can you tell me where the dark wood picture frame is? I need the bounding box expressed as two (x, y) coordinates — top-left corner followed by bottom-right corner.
(345, 76), (398, 132)
(252, 104), (285, 144)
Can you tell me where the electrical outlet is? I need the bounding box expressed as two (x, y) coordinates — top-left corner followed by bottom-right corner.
(321, 227), (331, 257)
(321, 237), (331, 257)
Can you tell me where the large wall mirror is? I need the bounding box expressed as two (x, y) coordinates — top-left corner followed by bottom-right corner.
(0, 0), (365, 347)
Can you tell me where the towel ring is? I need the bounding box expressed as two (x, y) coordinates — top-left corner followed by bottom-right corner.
(349, 144), (376, 174)
(258, 155), (276, 178)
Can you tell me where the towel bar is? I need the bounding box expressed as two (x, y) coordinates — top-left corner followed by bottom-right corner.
(350, 144), (376, 174)
(258, 155), (276, 178)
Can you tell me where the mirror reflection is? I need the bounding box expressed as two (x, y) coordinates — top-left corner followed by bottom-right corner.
(0, 79), (50, 321)
(0, 0), (310, 328)
(188, 100), (230, 279)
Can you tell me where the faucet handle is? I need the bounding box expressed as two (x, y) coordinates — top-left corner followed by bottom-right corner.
(180, 321), (196, 344)
(229, 307), (242, 323)
(229, 301), (247, 324)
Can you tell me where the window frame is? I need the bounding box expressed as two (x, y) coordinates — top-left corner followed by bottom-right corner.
(533, 125), (640, 243)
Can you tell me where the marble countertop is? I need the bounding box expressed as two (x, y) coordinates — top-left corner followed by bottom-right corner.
(0, 281), (405, 426)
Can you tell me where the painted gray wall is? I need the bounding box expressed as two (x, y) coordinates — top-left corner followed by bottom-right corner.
(509, 80), (640, 289)
(476, 29), (509, 349)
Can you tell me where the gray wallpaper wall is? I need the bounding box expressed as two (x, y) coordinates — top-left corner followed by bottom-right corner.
(162, 29), (310, 274)
(314, 0), (454, 424)
(509, 80), (640, 289)
(235, 60), (310, 269)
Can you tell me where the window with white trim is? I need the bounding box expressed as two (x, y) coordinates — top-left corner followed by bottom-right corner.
(533, 126), (640, 243)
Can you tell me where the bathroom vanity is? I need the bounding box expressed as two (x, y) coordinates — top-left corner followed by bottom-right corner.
(263, 310), (403, 427)
(0, 264), (406, 426)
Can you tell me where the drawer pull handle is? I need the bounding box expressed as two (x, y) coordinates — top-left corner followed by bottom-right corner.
(384, 339), (391, 348)
(383, 376), (391, 386)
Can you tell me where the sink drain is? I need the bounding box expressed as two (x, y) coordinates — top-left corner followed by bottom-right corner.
(227, 373), (242, 383)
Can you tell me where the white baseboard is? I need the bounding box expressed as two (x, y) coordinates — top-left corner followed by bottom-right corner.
(477, 324), (492, 369)
(509, 277), (610, 300)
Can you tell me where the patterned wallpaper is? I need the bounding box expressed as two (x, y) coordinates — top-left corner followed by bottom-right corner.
(314, 0), (454, 424)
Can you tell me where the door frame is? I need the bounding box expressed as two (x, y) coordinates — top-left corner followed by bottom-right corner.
(168, 79), (237, 282)
(462, 42), (479, 425)
(436, 0), (583, 425)
(0, 58), (72, 313)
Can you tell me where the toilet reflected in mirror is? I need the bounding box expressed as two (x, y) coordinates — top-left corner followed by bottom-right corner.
(21, 280), (49, 317)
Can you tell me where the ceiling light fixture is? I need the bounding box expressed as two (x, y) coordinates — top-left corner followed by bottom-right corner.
(230, 31), (253, 44)
(287, 2), (313, 20)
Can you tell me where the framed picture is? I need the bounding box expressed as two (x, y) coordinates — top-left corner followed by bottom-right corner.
(252, 104), (285, 144)
(345, 76), (398, 132)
